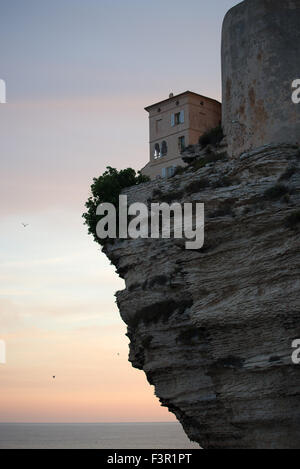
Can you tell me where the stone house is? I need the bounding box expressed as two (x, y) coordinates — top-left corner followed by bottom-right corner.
(141, 91), (221, 180)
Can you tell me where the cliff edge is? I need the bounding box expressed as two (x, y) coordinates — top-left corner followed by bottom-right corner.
(102, 144), (300, 449)
(96, 0), (300, 448)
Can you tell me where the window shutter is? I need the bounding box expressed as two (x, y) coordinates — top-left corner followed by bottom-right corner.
(171, 113), (175, 127)
(180, 110), (185, 124)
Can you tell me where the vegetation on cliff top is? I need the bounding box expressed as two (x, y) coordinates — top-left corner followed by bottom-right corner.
(198, 124), (224, 148)
(82, 166), (149, 245)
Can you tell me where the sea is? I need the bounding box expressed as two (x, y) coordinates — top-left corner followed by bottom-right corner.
(0, 422), (200, 449)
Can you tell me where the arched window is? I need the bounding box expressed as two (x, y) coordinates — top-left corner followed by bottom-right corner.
(154, 143), (160, 159)
(161, 140), (168, 156)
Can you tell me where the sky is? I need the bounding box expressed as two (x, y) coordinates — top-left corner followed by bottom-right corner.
(0, 0), (239, 423)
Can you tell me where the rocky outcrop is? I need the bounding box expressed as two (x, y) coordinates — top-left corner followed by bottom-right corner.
(92, 0), (300, 449)
(181, 139), (227, 165)
(102, 144), (300, 449)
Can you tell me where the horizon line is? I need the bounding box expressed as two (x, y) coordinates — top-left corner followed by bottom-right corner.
(0, 421), (178, 424)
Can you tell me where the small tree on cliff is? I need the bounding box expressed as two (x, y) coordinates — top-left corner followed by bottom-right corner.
(82, 166), (150, 245)
(199, 124), (224, 148)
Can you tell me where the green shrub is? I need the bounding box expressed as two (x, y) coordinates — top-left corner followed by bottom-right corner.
(83, 166), (150, 245)
(199, 124), (224, 147)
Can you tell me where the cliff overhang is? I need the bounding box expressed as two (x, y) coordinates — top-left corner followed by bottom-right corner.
(102, 143), (300, 449)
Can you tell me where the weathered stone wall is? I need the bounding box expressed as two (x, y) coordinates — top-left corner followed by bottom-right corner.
(222, 0), (300, 158)
(103, 144), (300, 448)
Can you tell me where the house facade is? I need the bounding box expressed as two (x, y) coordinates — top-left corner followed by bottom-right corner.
(141, 91), (221, 180)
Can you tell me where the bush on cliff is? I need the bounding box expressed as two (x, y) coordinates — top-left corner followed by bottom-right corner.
(82, 166), (150, 245)
(199, 124), (224, 148)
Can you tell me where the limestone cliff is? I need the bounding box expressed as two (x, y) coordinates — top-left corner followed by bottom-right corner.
(97, 0), (300, 448)
(102, 144), (300, 449)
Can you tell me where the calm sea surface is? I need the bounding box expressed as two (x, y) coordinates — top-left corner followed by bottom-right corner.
(0, 423), (200, 449)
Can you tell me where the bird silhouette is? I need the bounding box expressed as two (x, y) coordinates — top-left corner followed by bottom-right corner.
(21, 223), (29, 228)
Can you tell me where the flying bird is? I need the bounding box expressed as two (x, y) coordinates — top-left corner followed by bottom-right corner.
(21, 223), (29, 228)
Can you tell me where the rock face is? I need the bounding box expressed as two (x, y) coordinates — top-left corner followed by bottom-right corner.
(102, 144), (300, 449)
(96, 0), (300, 449)
(222, 0), (300, 158)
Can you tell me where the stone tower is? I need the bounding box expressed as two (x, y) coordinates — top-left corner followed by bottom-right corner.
(222, 0), (300, 158)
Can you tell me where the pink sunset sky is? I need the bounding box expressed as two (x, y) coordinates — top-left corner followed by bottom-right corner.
(0, 0), (238, 422)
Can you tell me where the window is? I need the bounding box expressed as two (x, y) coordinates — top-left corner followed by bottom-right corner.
(178, 136), (185, 152)
(154, 143), (160, 159)
(171, 110), (184, 126)
(161, 140), (168, 156)
(162, 166), (176, 178)
(167, 166), (176, 178)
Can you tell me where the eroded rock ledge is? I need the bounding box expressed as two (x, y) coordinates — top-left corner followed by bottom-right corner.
(102, 144), (300, 449)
